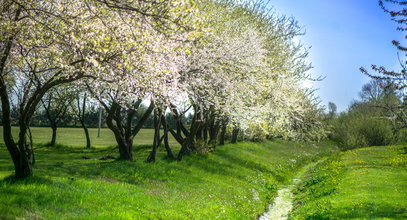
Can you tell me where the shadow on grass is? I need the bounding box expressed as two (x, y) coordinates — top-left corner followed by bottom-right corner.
(0, 175), (54, 185)
(0, 142), (293, 186)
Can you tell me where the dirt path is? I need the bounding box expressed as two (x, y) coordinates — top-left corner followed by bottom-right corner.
(259, 158), (326, 220)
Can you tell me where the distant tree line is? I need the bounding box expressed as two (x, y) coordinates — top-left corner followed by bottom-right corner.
(0, 97), (193, 129)
(326, 80), (406, 150)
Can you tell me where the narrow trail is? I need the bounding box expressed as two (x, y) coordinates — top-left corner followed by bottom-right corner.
(259, 158), (327, 220)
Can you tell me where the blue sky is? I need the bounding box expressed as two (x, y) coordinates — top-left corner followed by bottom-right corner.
(270, 0), (405, 112)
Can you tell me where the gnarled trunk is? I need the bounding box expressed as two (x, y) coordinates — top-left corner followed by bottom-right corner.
(103, 100), (154, 161)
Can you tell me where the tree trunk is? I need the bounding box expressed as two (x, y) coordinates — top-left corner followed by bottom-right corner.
(16, 123), (33, 178)
(177, 137), (193, 160)
(0, 7), (31, 178)
(177, 114), (200, 160)
(80, 120), (91, 148)
(50, 123), (57, 146)
(219, 119), (228, 146)
(84, 128), (91, 149)
(208, 120), (220, 148)
(231, 126), (239, 144)
(117, 135), (133, 161)
(147, 109), (161, 162)
(161, 115), (175, 159)
(105, 104), (134, 161)
(15, 153), (32, 178)
(203, 122), (208, 142)
(27, 126), (35, 165)
(147, 108), (160, 162)
(103, 101), (154, 161)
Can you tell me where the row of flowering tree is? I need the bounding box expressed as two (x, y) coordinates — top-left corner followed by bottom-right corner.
(0, 0), (326, 178)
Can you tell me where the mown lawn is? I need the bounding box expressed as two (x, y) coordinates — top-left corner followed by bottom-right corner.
(0, 129), (338, 219)
(0, 127), (179, 148)
(290, 143), (407, 219)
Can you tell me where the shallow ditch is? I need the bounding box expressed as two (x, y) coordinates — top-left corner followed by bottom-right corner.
(259, 158), (327, 220)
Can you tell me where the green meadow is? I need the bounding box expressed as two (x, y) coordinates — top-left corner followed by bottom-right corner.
(0, 128), (338, 219)
(0, 127), (179, 148)
(290, 143), (407, 219)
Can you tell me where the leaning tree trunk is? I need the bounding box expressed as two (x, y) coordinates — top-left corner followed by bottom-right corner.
(79, 93), (91, 148)
(161, 115), (175, 159)
(80, 120), (91, 148)
(177, 113), (201, 160)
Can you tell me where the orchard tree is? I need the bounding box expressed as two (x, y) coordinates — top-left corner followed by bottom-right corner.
(165, 0), (270, 158)
(83, 0), (198, 161)
(0, 1), (95, 178)
(71, 90), (93, 148)
(41, 87), (74, 146)
(0, 0), (197, 178)
(164, 0), (324, 158)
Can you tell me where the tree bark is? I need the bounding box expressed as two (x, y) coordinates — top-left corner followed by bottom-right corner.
(219, 118), (228, 145)
(0, 7), (32, 178)
(161, 115), (175, 159)
(208, 120), (220, 148)
(231, 126), (239, 144)
(16, 122), (33, 178)
(27, 126), (35, 165)
(103, 100), (154, 161)
(147, 109), (161, 162)
(80, 120), (91, 148)
(177, 112), (200, 160)
(80, 93), (91, 148)
(50, 123), (57, 146)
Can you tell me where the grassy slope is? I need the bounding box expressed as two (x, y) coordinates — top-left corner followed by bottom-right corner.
(0, 131), (338, 219)
(290, 143), (407, 219)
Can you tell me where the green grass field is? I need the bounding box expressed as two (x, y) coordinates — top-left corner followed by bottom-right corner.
(0, 126), (179, 148)
(0, 128), (338, 219)
(290, 143), (407, 219)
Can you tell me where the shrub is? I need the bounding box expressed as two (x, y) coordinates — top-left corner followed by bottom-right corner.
(331, 109), (393, 150)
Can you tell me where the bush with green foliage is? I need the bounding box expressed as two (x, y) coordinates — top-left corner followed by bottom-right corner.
(331, 103), (393, 150)
(328, 80), (405, 150)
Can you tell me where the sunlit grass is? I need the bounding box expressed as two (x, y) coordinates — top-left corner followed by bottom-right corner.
(291, 143), (407, 219)
(0, 126), (179, 148)
(0, 129), (338, 219)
